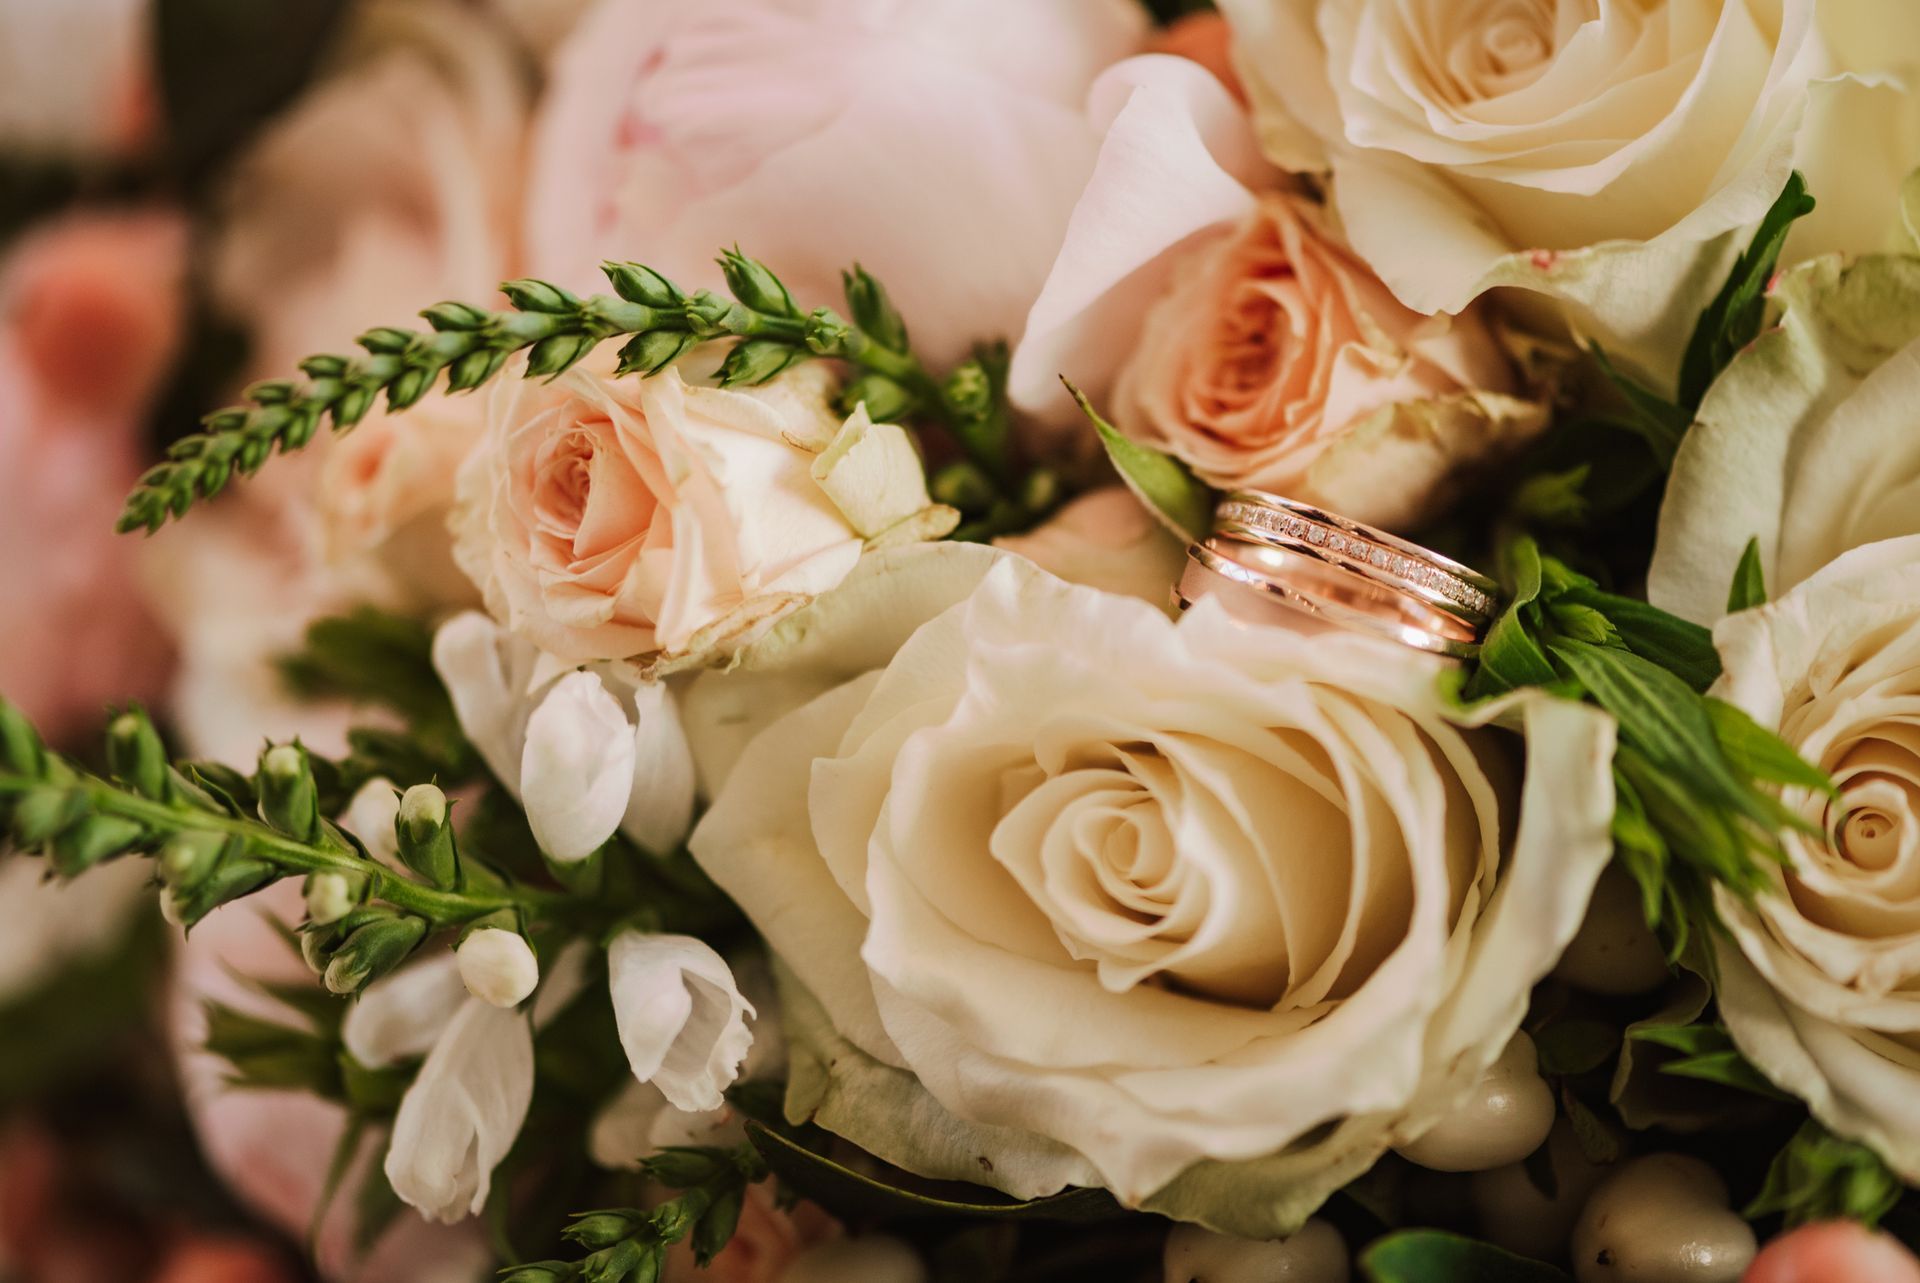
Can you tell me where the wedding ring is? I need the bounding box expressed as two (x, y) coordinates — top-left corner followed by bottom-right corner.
(1177, 538), (1482, 659)
(1214, 491), (1499, 624)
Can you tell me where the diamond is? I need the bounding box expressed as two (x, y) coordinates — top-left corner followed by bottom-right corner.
(1307, 527), (1327, 545)
(1370, 548), (1390, 569)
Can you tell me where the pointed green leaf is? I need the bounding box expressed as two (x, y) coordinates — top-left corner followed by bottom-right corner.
(1679, 172), (1817, 409)
(1728, 537), (1768, 613)
(1361, 1230), (1571, 1282)
(1063, 378), (1212, 543)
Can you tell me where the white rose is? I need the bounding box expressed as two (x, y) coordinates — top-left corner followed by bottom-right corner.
(1708, 537), (1920, 1180)
(452, 354), (949, 667)
(1217, 0), (1920, 382)
(1650, 252), (1920, 624)
(993, 487), (1186, 607)
(688, 552), (1616, 1235)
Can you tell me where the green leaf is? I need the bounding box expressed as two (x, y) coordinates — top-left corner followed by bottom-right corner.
(1590, 345), (1691, 465)
(1509, 466), (1591, 527)
(1747, 1120), (1902, 1228)
(1728, 537), (1769, 613)
(1706, 698), (1837, 799)
(1063, 380), (1212, 542)
(1533, 1018), (1621, 1078)
(1679, 172), (1818, 409)
(1361, 1230), (1571, 1283)
(744, 1121), (1122, 1224)
(1628, 1022), (1786, 1099)
(202, 1001), (342, 1096)
(1554, 587), (1720, 692)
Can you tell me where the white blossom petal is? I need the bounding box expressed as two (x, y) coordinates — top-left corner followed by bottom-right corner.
(340, 777), (403, 869)
(520, 670), (637, 861)
(607, 931), (755, 1113)
(342, 952), (467, 1069)
(384, 997), (534, 1223)
(620, 679), (697, 857)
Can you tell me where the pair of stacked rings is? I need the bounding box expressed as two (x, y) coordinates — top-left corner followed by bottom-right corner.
(1174, 491), (1500, 659)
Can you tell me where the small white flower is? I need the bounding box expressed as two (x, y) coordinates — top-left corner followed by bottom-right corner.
(521, 670), (636, 861)
(457, 927), (540, 1009)
(385, 997), (535, 1223)
(342, 952), (467, 1069)
(303, 872), (357, 926)
(340, 778), (402, 868)
(607, 932), (755, 1113)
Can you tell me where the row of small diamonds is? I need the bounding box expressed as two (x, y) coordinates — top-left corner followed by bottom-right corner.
(1216, 502), (1496, 617)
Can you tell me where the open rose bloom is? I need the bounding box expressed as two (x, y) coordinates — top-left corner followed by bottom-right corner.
(690, 546), (1615, 1235)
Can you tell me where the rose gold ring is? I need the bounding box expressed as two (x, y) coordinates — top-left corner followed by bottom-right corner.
(1176, 537), (1482, 660)
(1214, 491), (1499, 624)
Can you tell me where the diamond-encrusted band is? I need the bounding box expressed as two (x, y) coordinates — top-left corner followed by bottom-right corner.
(1214, 493), (1499, 622)
(1178, 540), (1481, 660)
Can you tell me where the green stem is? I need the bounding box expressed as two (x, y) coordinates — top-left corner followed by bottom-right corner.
(0, 771), (565, 926)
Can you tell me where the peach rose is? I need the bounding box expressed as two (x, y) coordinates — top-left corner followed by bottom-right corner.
(524, 0), (1144, 368)
(994, 487), (1185, 607)
(1011, 57), (1543, 529)
(453, 355), (944, 665)
(317, 393), (485, 608)
(0, 208), (184, 742)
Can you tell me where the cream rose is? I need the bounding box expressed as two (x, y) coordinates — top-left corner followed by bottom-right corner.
(1010, 57), (1542, 529)
(452, 354), (947, 666)
(688, 548), (1616, 1235)
(1650, 253), (1920, 624)
(1709, 536), (1920, 1181)
(1217, 0), (1920, 381)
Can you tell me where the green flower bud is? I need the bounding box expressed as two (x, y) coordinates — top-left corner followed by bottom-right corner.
(157, 830), (227, 891)
(602, 261), (683, 309)
(691, 1188), (744, 1267)
(802, 307), (853, 357)
(501, 279), (581, 315)
(50, 814), (145, 877)
(682, 291), (736, 337)
(324, 914), (427, 995)
(334, 382), (377, 426)
(420, 300), (490, 332)
(0, 697), (44, 776)
(386, 365), (435, 410)
(837, 372), (914, 424)
(615, 329), (697, 378)
(527, 332), (595, 378)
(396, 784), (458, 887)
(564, 1210), (644, 1251)
(930, 462), (996, 513)
(840, 264), (909, 354)
(303, 870), (366, 926)
(299, 353), (350, 379)
(106, 706), (169, 800)
(10, 785), (81, 850)
(1020, 467), (1062, 516)
(716, 339), (804, 387)
(246, 379), (297, 405)
(580, 1239), (652, 1283)
(717, 249), (798, 318)
(257, 744), (319, 841)
(645, 1150), (722, 1188)
(168, 855), (276, 929)
(357, 326), (415, 355)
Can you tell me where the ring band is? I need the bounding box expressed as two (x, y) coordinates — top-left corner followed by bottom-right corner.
(1215, 492), (1498, 622)
(1178, 539), (1482, 660)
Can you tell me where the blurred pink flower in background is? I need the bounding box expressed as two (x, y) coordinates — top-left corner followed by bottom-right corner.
(170, 885), (492, 1283)
(0, 208), (185, 743)
(525, 0), (1145, 369)
(0, 0), (157, 157)
(1744, 1221), (1920, 1283)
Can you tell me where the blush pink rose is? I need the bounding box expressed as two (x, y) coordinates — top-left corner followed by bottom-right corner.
(1145, 12), (1242, 102)
(524, 0), (1144, 368)
(0, 209), (185, 742)
(170, 884), (490, 1283)
(317, 393), (486, 608)
(453, 357), (868, 664)
(1744, 1221), (1920, 1283)
(1011, 57), (1544, 529)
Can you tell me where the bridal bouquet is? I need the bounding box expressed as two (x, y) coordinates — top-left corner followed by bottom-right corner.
(11, 1), (1920, 1281)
